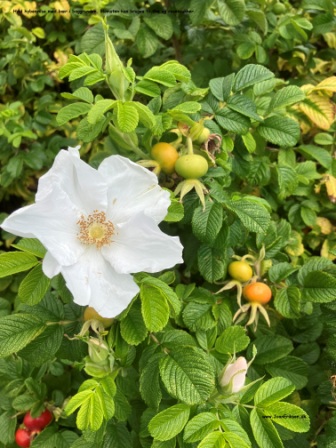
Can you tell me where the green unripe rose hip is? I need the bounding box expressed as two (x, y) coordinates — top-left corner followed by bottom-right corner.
(175, 154), (208, 179)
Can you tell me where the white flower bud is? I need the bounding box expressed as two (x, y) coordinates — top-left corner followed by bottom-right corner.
(219, 356), (248, 393)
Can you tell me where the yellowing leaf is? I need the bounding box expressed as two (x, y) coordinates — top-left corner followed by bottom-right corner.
(299, 94), (335, 130)
(324, 33), (336, 49)
(313, 76), (336, 93)
(322, 174), (336, 203)
(23, 1), (37, 17)
(316, 217), (333, 235)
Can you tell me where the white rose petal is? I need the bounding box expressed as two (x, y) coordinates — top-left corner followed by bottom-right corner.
(1, 147), (184, 318)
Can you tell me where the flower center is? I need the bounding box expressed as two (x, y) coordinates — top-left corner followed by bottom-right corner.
(77, 210), (114, 249)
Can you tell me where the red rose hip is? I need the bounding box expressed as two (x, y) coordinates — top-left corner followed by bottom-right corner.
(15, 428), (31, 448)
(23, 409), (52, 430)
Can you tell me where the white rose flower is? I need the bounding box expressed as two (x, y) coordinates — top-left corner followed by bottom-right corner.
(219, 356), (248, 393)
(1, 147), (183, 317)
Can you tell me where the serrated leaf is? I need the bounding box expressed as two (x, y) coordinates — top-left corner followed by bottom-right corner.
(148, 404), (190, 441)
(300, 94), (335, 130)
(0, 314), (46, 358)
(265, 356), (308, 390)
(18, 264), (50, 306)
(87, 99), (116, 124)
(215, 326), (250, 354)
(182, 301), (216, 332)
(141, 276), (181, 316)
(144, 67), (177, 87)
(62, 87), (94, 103)
(135, 80), (161, 97)
(120, 300), (147, 345)
(225, 199), (270, 234)
(220, 419), (251, 446)
(56, 103), (91, 126)
(299, 144), (332, 169)
(277, 166), (298, 198)
(198, 245), (226, 283)
(136, 27), (159, 58)
(218, 0), (245, 25)
(12, 238), (46, 258)
(274, 286), (301, 319)
(234, 64), (274, 91)
(198, 431), (226, 448)
(81, 23), (105, 55)
(18, 325), (63, 366)
(116, 102), (139, 133)
(302, 271), (336, 302)
(250, 408), (283, 448)
(170, 101), (201, 114)
(251, 335), (293, 365)
(143, 15), (173, 40)
(183, 412), (220, 443)
(257, 116), (300, 147)
(104, 422), (132, 448)
(192, 202), (223, 244)
(215, 108), (250, 134)
(0, 252), (38, 278)
(140, 353), (164, 408)
(161, 61), (191, 82)
(68, 66), (98, 82)
(209, 74), (235, 101)
(77, 117), (106, 142)
(159, 347), (215, 405)
(227, 95), (262, 121)
(264, 402), (310, 432)
(254, 377), (295, 407)
(132, 101), (156, 128)
(268, 86), (305, 111)
(0, 411), (17, 445)
(140, 279), (170, 332)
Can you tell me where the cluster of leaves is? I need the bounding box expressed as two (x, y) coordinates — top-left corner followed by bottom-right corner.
(0, 1), (336, 448)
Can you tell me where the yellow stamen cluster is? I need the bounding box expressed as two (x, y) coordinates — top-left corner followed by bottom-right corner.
(77, 210), (114, 249)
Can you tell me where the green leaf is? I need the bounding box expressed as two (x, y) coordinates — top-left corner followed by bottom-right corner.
(143, 15), (173, 40)
(159, 347), (215, 405)
(234, 64), (274, 91)
(215, 325), (250, 354)
(268, 86), (305, 111)
(144, 67), (177, 87)
(242, 132), (257, 153)
(274, 286), (301, 319)
(18, 325), (63, 366)
(225, 198), (270, 234)
(264, 402), (310, 432)
(87, 99), (116, 124)
(302, 271), (336, 303)
(220, 419), (251, 446)
(182, 301), (216, 332)
(140, 353), (164, 409)
(116, 102), (139, 133)
(170, 101), (201, 114)
(254, 377), (295, 407)
(198, 244), (227, 283)
(218, 0), (246, 25)
(209, 74), (235, 101)
(12, 238), (46, 258)
(250, 408), (283, 448)
(62, 87), (94, 103)
(132, 102), (156, 128)
(215, 108), (250, 134)
(0, 411), (17, 445)
(68, 66), (98, 82)
(265, 356), (308, 390)
(104, 422), (132, 448)
(81, 24), (105, 55)
(183, 412), (220, 443)
(277, 166), (298, 199)
(0, 252), (39, 278)
(192, 202), (224, 244)
(0, 314), (46, 358)
(257, 116), (300, 147)
(120, 300), (147, 345)
(223, 432), (251, 448)
(18, 264), (50, 306)
(136, 26), (159, 58)
(141, 276), (181, 316)
(227, 95), (262, 121)
(198, 431), (226, 448)
(148, 404), (190, 441)
(56, 102), (91, 126)
(251, 335), (293, 365)
(140, 279), (170, 332)
(297, 257), (333, 284)
(161, 61), (191, 82)
(299, 144), (332, 169)
(78, 117), (106, 142)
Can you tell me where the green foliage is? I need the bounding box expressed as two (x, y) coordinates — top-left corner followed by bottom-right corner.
(0, 1), (335, 447)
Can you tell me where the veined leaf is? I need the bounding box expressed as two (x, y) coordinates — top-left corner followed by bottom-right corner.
(87, 99), (116, 124)
(250, 408), (283, 448)
(254, 377), (295, 407)
(18, 264), (50, 306)
(56, 102), (91, 126)
(116, 102), (139, 133)
(300, 95), (335, 130)
(159, 347), (215, 405)
(264, 402), (310, 432)
(234, 64), (274, 91)
(217, 0), (245, 25)
(257, 116), (300, 147)
(0, 252), (38, 278)
(268, 86), (305, 111)
(0, 314), (46, 358)
(148, 404), (190, 441)
(183, 412), (220, 443)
